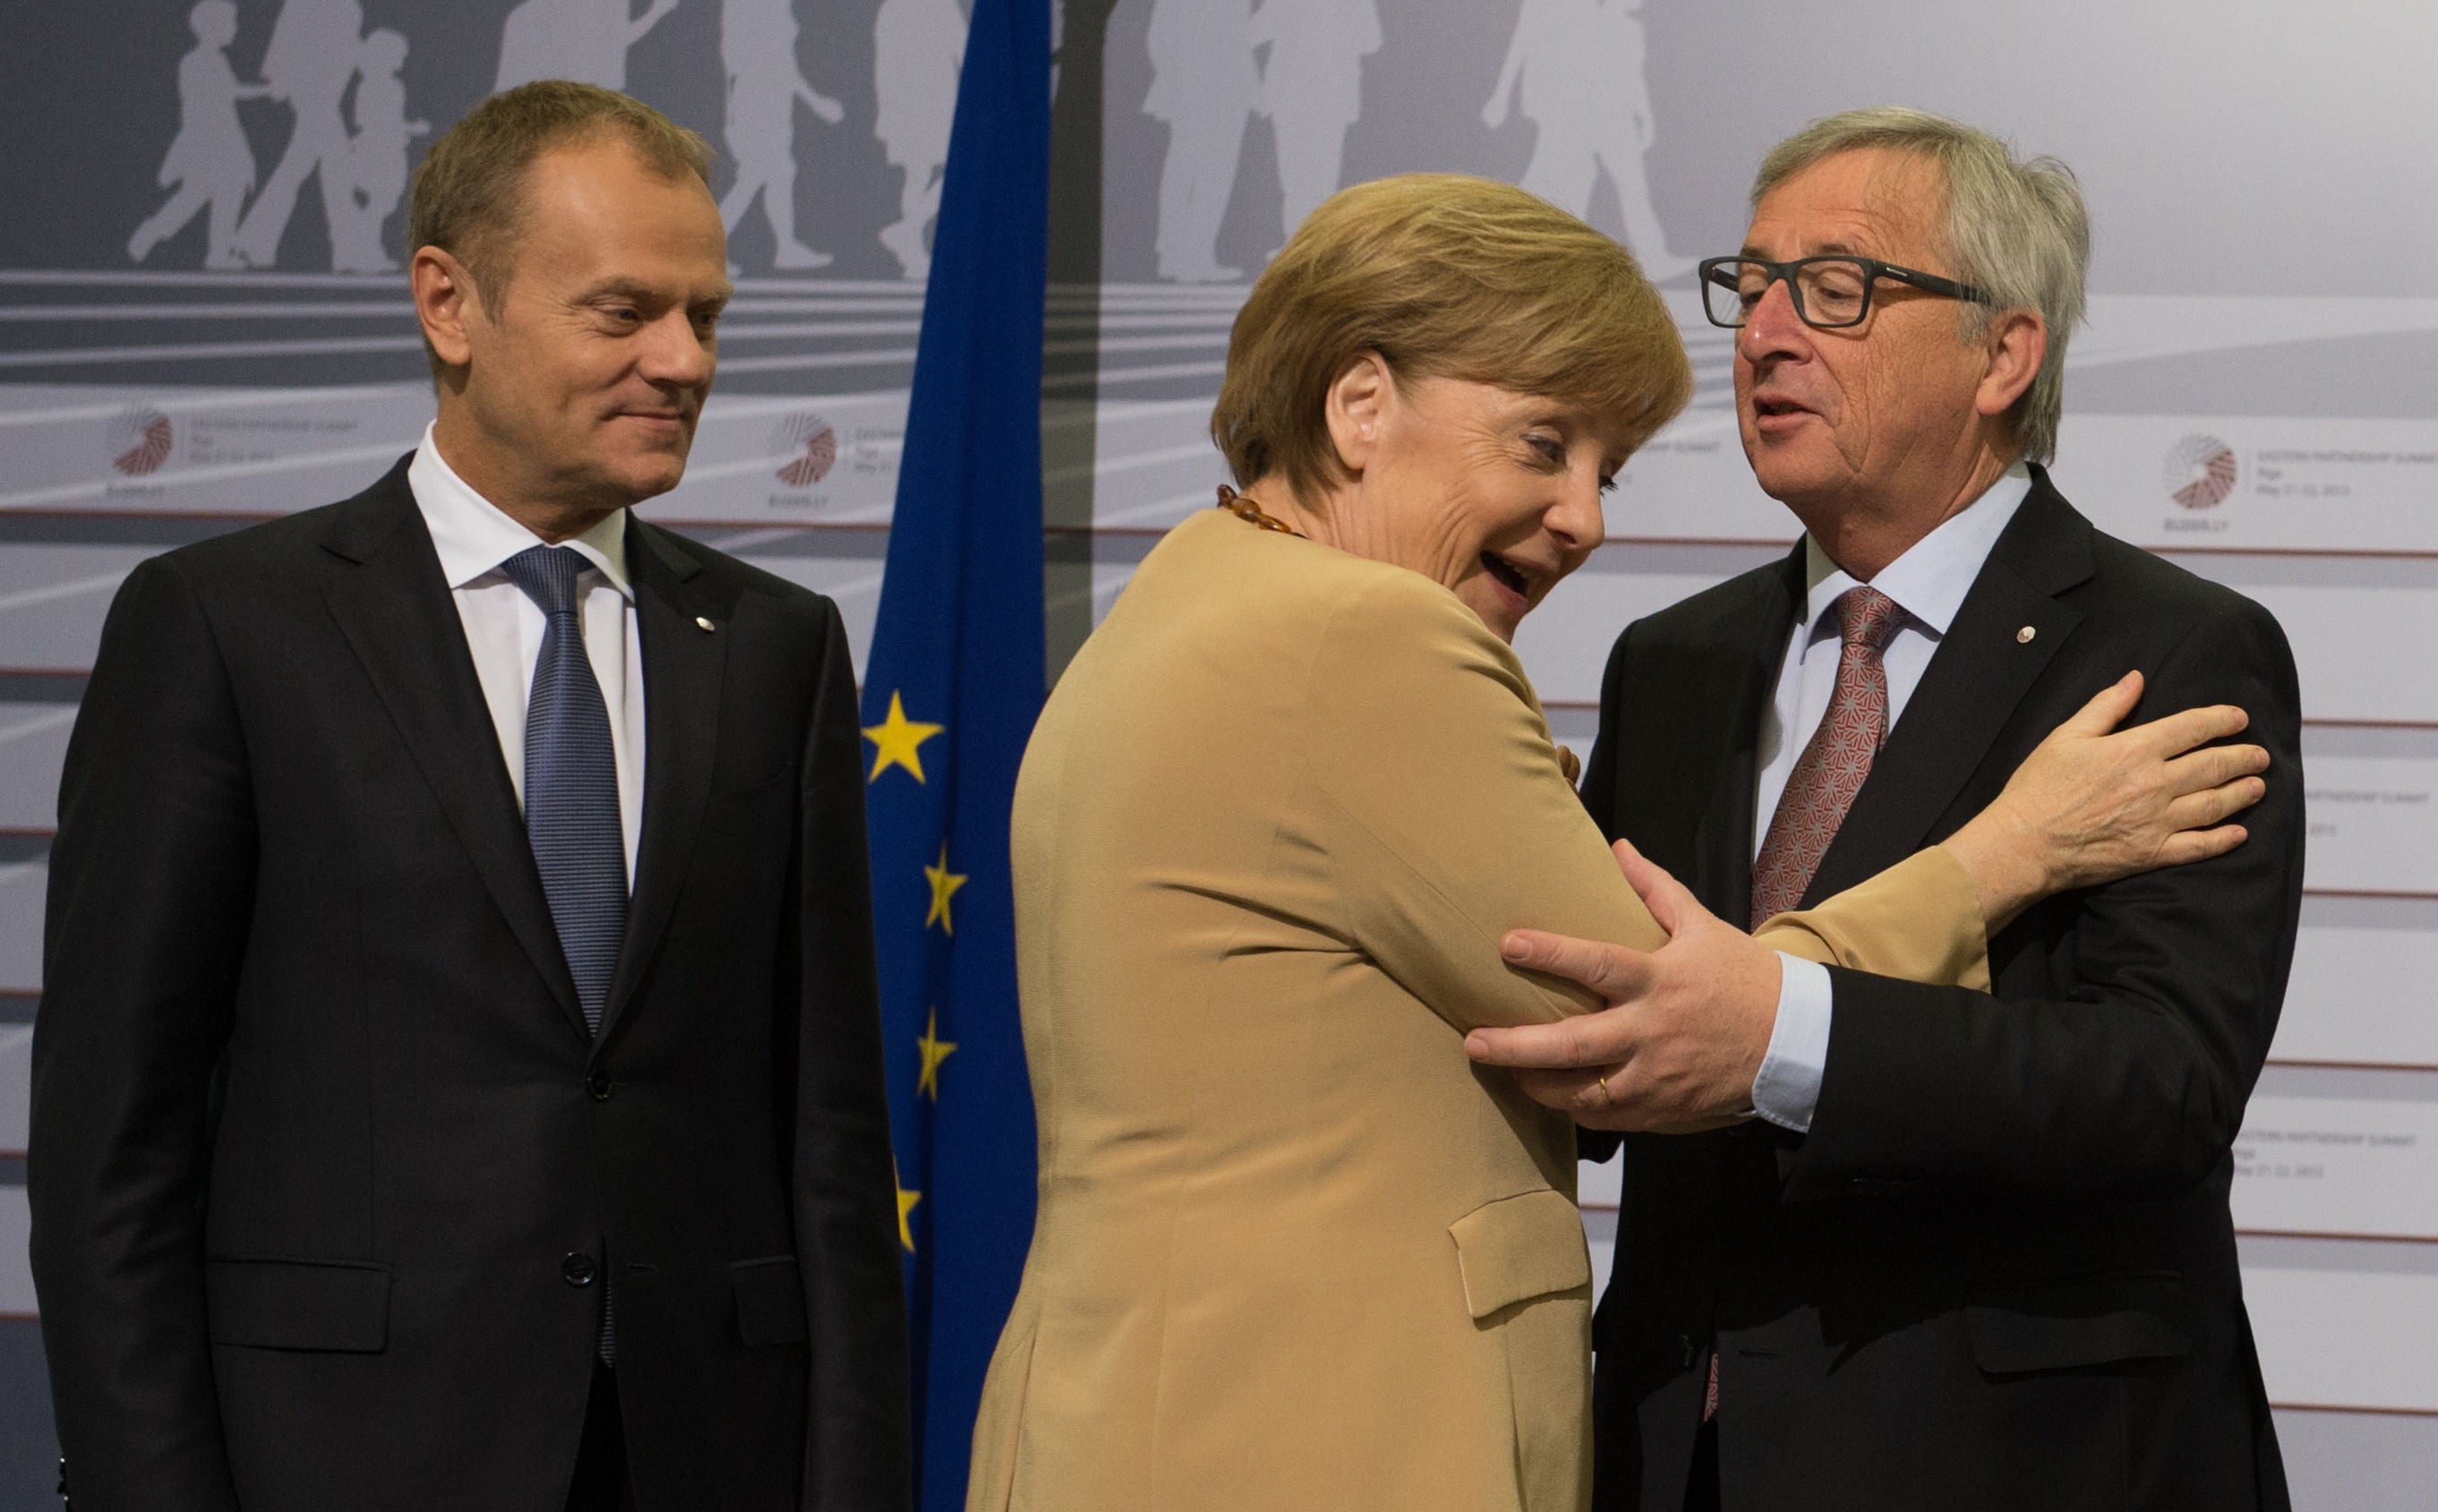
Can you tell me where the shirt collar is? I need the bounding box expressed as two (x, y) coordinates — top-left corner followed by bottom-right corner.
(406, 423), (635, 599)
(1795, 462), (2032, 648)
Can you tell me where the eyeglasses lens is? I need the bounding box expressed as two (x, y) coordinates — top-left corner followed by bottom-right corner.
(1704, 259), (1876, 329)
(1797, 261), (1870, 327)
(1702, 261), (1755, 327)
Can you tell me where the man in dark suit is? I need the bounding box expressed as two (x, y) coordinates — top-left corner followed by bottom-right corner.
(30, 84), (909, 1511)
(1468, 108), (2302, 1510)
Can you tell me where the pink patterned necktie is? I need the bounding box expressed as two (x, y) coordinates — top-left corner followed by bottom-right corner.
(1749, 585), (1906, 926)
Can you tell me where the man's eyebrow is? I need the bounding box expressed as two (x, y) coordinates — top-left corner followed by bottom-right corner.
(1736, 238), (1870, 260)
(571, 277), (732, 313)
(574, 276), (659, 304)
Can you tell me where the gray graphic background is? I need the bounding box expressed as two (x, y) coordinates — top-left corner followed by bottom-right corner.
(0, 2), (2433, 1507)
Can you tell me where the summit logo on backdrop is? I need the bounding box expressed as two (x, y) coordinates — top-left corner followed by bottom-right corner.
(109, 407), (175, 476)
(773, 412), (839, 487)
(2164, 433), (2237, 511)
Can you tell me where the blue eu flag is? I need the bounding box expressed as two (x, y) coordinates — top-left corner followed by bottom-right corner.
(856, 0), (1048, 1505)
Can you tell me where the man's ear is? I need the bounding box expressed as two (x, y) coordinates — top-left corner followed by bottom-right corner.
(1322, 351), (1394, 479)
(1974, 308), (2046, 422)
(413, 247), (483, 370)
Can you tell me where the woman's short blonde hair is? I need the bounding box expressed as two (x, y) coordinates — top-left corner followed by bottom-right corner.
(1210, 174), (1693, 500)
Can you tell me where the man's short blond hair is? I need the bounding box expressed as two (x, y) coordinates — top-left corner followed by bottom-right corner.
(1211, 175), (1693, 501)
(408, 81), (713, 306)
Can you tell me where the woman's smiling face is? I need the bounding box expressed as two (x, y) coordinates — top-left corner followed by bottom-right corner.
(1300, 358), (1631, 643)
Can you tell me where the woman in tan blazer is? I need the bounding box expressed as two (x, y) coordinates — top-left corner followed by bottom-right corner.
(966, 176), (2264, 1512)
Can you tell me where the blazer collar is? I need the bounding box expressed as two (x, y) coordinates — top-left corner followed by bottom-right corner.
(1800, 464), (2098, 906)
(318, 457), (590, 1037)
(1693, 542), (1807, 927)
(600, 517), (724, 1041)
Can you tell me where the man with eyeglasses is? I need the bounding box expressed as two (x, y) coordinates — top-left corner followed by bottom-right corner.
(1467, 108), (2302, 1511)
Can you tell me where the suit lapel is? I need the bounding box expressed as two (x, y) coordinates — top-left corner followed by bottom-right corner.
(319, 460), (587, 1034)
(601, 518), (726, 1038)
(1690, 548), (1803, 928)
(1801, 473), (2097, 906)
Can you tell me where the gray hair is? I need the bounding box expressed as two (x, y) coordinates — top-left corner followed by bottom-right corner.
(1753, 107), (2090, 464)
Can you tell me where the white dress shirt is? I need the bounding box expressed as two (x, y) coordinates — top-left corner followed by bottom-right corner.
(1749, 463), (2033, 1132)
(406, 424), (647, 884)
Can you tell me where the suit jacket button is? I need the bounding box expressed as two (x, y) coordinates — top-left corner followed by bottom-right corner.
(586, 1072), (614, 1100)
(562, 1251), (598, 1286)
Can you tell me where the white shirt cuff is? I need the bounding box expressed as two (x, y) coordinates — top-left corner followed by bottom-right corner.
(1750, 952), (1833, 1133)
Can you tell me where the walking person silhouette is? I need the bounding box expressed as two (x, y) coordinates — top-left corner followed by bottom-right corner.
(329, 28), (429, 274)
(129, 1), (269, 269)
(1484, 0), (1689, 280)
(717, 0), (847, 271)
(872, 0), (965, 279)
(233, 0), (365, 269)
(1144, 0), (1257, 283)
(1249, 0), (1381, 236)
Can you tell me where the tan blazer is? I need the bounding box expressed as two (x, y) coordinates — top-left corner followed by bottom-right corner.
(967, 509), (1989, 1512)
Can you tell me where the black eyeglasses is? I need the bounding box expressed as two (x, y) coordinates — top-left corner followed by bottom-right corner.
(1698, 255), (1993, 330)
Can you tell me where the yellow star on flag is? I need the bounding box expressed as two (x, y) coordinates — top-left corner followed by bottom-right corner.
(894, 1160), (920, 1252)
(924, 845), (968, 935)
(917, 1007), (958, 1100)
(862, 691), (945, 784)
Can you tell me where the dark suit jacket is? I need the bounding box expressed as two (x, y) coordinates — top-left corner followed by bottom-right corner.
(30, 457), (911, 1512)
(1579, 468), (2302, 1512)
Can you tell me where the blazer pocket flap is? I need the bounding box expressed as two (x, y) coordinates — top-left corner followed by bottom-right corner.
(698, 769), (794, 839)
(1967, 1273), (2193, 1373)
(205, 1258), (389, 1353)
(1448, 1190), (1592, 1320)
(730, 1255), (808, 1347)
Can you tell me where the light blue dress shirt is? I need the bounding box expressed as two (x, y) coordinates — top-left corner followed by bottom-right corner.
(1749, 464), (2032, 1132)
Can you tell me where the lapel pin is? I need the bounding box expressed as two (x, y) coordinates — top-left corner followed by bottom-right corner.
(2016, 625), (2037, 644)
(695, 616), (715, 633)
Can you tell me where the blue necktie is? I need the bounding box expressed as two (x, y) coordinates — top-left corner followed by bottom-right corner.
(500, 543), (626, 1363)
(501, 545), (628, 1033)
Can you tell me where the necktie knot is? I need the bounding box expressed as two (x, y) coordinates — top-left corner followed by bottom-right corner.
(1833, 585), (1903, 653)
(500, 544), (588, 619)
